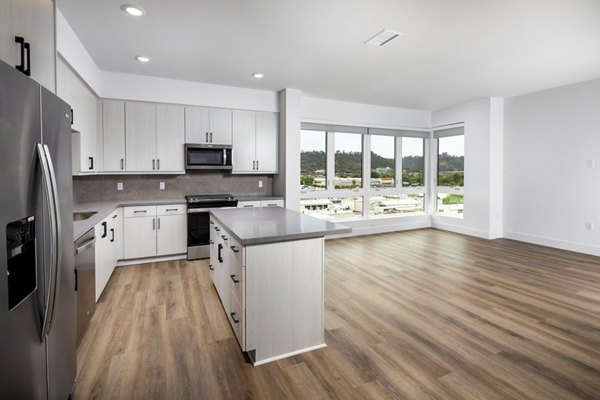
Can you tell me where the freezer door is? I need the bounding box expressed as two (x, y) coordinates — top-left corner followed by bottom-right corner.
(0, 61), (48, 399)
(41, 86), (76, 400)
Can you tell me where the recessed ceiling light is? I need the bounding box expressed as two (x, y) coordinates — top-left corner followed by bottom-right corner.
(364, 29), (402, 47)
(121, 4), (145, 16)
(252, 73), (264, 79)
(135, 55), (151, 63)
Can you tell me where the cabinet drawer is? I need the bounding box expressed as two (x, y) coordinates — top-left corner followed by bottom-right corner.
(229, 295), (245, 350)
(238, 201), (261, 208)
(124, 205), (157, 218)
(229, 254), (244, 307)
(228, 233), (244, 265)
(157, 204), (186, 216)
(260, 199), (284, 208)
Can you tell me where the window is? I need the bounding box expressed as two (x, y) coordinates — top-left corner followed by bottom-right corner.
(370, 135), (395, 188)
(300, 130), (326, 191)
(434, 126), (464, 218)
(402, 137), (424, 187)
(335, 132), (362, 189)
(299, 123), (429, 221)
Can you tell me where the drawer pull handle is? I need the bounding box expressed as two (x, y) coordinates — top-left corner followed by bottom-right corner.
(243, 205), (253, 208)
(134, 210), (147, 213)
(215, 227), (220, 232)
(230, 246), (239, 253)
(209, 239), (214, 244)
(230, 274), (239, 283)
(165, 208), (178, 212)
(230, 312), (239, 324)
(209, 264), (214, 271)
(209, 220), (214, 224)
(221, 235), (228, 241)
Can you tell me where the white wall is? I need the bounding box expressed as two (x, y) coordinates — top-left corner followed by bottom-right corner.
(302, 96), (431, 129)
(431, 97), (504, 239)
(504, 78), (600, 256)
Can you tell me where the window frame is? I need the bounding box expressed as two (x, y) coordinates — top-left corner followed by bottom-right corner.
(300, 123), (430, 221)
(433, 124), (465, 218)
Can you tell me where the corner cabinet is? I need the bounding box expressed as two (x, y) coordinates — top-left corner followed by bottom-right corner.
(185, 106), (232, 145)
(102, 100), (126, 172)
(0, 0), (55, 91)
(232, 111), (278, 174)
(56, 59), (99, 174)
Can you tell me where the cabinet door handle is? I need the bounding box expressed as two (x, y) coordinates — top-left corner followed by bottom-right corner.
(205, 132), (209, 142)
(89, 157), (94, 170)
(221, 235), (228, 241)
(70, 109), (74, 126)
(218, 243), (223, 263)
(252, 160), (256, 170)
(157, 159), (160, 170)
(210, 132), (213, 142)
(209, 264), (214, 271)
(102, 222), (107, 238)
(209, 220), (214, 224)
(15, 36), (25, 73)
(152, 159), (155, 170)
(215, 227), (220, 232)
(209, 239), (214, 244)
(256, 160), (259, 170)
(230, 312), (239, 324)
(152, 218), (155, 230)
(230, 274), (239, 283)
(157, 218), (160, 229)
(230, 246), (239, 253)
(23, 41), (31, 76)
(121, 158), (124, 170)
(110, 228), (115, 242)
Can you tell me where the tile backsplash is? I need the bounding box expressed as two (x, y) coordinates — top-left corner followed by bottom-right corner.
(73, 171), (272, 204)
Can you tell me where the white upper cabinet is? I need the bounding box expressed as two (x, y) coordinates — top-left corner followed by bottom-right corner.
(56, 59), (98, 174)
(0, 0), (55, 91)
(102, 100), (126, 172)
(255, 112), (278, 173)
(232, 111), (278, 174)
(125, 102), (157, 172)
(156, 104), (185, 172)
(185, 106), (232, 145)
(232, 110), (256, 172)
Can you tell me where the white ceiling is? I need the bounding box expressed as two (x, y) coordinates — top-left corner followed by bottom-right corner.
(58, 0), (600, 110)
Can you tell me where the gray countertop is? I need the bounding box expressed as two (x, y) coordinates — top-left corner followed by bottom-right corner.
(236, 195), (285, 201)
(73, 198), (186, 241)
(210, 207), (351, 246)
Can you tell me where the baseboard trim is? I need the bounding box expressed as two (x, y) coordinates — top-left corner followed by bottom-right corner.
(431, 219), (491, 239)
(117, 254), (187, 267)
(503, 231), (600, 257)
(326, 220), (431, 239)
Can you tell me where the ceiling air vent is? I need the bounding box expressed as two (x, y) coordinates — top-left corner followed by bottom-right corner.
(364, 29), (402, 47)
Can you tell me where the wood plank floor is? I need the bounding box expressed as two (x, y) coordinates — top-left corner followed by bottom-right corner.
(74, 228), (600, 399)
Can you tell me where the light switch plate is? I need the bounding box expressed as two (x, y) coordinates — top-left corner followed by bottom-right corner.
(258, 180), (263, 188)
(159, 182), (165, 190)
(117, 182), (123, 191)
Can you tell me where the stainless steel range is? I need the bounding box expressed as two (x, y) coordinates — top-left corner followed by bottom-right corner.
(186, 194), (238, 260)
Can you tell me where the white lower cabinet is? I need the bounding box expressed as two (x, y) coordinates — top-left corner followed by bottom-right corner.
(94, 214), (117, 301)
(123, 204), (186, 259)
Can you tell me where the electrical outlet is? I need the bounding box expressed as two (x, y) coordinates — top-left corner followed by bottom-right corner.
(258, 180), (263, 188)
(117, 182), (123, 191)
(159, 182), (165, 190)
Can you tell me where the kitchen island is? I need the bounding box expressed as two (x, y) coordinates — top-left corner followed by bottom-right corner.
(209, 207), (350, 365)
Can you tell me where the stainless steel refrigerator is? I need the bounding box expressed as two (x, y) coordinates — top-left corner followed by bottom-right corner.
(0, 60), (76, 399)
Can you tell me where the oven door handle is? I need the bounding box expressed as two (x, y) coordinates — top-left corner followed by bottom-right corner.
(187, 206), (237, 213)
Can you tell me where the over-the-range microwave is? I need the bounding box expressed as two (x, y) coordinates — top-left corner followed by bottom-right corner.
(185, 144), (232, 170)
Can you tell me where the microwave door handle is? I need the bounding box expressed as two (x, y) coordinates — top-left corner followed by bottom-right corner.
(223, 149), (227, 166)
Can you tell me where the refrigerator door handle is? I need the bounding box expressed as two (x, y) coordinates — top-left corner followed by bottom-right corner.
(37, 144), (62, 340)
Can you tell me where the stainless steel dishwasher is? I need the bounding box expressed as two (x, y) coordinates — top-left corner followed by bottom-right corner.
(75, 228), (96, 345)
